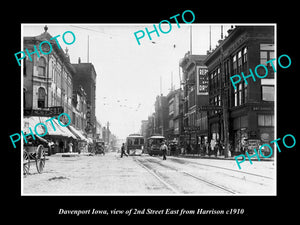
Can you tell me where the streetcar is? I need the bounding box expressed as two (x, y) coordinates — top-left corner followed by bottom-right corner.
(147, 135), (165, 156)
(126, 134), (145, 156)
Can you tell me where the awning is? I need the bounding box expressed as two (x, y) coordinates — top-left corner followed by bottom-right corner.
(67, 125), (88, 142)
(23, 116), (77, 139)
(52, 119), (77, 139)
(87, 138), (93, 144)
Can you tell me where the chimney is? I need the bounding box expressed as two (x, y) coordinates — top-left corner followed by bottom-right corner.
(78, 57), (81, 64)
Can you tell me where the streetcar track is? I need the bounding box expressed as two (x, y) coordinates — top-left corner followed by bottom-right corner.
(168, 157), (274, 180)
(146, 158), (238, 194)
(133, 157), (180, 194)
(134, 157), (237, 194)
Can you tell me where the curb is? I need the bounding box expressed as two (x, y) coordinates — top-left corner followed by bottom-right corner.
(171, 154), (274, 161)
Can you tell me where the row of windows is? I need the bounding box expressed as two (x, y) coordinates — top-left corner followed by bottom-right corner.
(208, 44), (274, 109)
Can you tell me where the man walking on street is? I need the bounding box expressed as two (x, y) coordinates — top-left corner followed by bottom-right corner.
(121, 143), (128, 158)
(160, 141), (168, 160)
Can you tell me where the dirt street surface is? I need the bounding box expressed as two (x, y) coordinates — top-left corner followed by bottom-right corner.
(23, 152), (275, 195)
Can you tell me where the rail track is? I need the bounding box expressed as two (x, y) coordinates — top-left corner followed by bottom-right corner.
(168, 157), (274, 180)
(133, 157), (237, 194)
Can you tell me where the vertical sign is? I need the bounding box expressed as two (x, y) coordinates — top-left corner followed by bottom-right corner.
(196, 66), (208, 95)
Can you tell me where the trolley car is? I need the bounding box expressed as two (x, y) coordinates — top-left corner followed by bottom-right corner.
(147, 135), (165, 156)
(126, 134), (144, 156)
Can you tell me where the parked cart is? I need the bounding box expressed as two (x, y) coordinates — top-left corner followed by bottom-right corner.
(23, 135), (48, 175)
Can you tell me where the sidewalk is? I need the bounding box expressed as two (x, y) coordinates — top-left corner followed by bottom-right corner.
(172, 153), (274, 161)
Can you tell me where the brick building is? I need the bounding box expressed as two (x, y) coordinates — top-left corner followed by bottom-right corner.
(72, 59), (97, 139)
(204, 25), (275, 155)
(179, 52), (209, 153)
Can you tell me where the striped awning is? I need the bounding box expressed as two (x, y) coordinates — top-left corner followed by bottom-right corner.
(23, 116), (77, 139)
(67, 125), (88, 142)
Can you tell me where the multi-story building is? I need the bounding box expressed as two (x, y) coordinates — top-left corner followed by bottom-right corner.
(140, 120), (148, 139)
(204, 25), (275, 155)
(72, 59), (97, 140)
(23, 26), (75, 121)
(154, 94), (168, 136)
(180, 52), (209, 152)
(145, 113), (155, 138)
(165, 88), (184, 142)
(23, 26), (92, 153)
(72, 85), (87, 131)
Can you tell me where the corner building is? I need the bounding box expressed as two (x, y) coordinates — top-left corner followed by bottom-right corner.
(204, 26), (275, 155)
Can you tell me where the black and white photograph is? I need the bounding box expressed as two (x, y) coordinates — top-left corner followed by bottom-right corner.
(20, 23), (276, 196)
(4, 5), (299, 220)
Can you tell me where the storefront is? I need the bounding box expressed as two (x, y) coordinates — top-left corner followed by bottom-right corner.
(23, 116), (78, 154)
(232, 115), (248, 153)
(67, 125), (89, 153)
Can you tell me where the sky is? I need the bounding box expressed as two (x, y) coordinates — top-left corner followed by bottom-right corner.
(22, 23), (232, 139)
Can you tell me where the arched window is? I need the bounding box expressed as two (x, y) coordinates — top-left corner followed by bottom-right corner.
(38, 57), (46, 76)
(38, 87), (46, 108)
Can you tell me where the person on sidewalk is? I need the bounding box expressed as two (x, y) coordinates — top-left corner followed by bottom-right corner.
(68, 141), (73, 153)
(121, 143), (128, 158)
(160, 141), (168, 160)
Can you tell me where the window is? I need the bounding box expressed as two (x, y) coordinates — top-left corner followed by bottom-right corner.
(37, 87), (46, 108)
(232, 55), (237, 74)
(234, 88), (238, 107)
(237, 51), (242, 73)
(238, 83), (243, 105)
(260, 44), (274, 67)
(38, 57), (46, 76)
(244, 85), (248, 103)
(134, 138), (139, 145)
(260, 51), (268, 64)
(262, 85), (274, 101)
(243, 47), (247, 63)
(258, 114), (274, 126)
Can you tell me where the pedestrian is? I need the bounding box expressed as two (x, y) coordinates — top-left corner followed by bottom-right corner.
(120, 143), (128, 158)
(160, 141), (168, 160)
(68, 141), (73, 153)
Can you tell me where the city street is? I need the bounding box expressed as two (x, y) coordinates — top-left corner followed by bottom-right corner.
(23, 152), (275, 195)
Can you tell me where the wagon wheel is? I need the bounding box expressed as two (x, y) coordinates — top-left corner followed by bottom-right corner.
(23, 150), (30, 175)
(36, 145), (46, 173)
